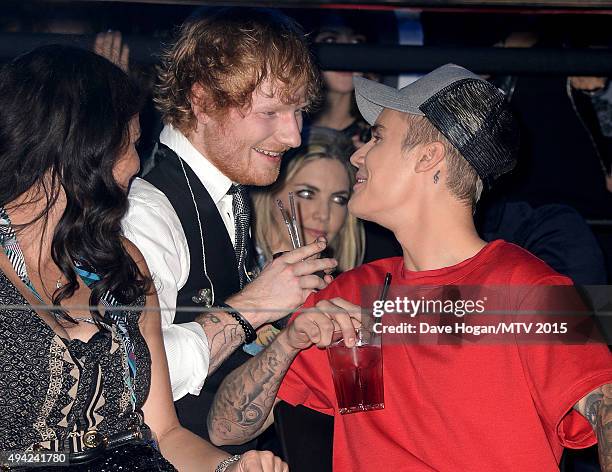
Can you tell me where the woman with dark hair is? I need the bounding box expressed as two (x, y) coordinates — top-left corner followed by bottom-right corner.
(305, 12), (372, 148)
(0, 45), (285, 472)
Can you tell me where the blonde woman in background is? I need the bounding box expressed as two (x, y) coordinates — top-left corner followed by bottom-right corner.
(253, 127), (364, 273)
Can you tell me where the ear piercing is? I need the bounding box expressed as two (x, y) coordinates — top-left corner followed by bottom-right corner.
(433, 170), (440, 184)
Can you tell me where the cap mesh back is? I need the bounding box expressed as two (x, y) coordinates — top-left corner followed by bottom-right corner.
(419, 79), (519, 188)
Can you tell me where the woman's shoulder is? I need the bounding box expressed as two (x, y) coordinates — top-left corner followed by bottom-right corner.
(121, 237), (151, 278)
(120, 237), (158, 326)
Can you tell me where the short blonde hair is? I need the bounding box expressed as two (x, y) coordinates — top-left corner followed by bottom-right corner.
(402, 114), (483, 208)
(155, 8), (320, 133)
(253, 128), (364, 272)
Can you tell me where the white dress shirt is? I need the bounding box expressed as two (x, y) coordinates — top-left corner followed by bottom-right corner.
(122, 125), (237, 400)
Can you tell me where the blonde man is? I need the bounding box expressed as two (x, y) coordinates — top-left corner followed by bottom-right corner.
(209, 64), (612, 471)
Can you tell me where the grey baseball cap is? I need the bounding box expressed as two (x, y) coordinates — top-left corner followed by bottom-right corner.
(354, 64), (519, 187)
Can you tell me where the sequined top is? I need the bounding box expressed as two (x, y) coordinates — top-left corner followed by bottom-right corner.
(0, 270), (152, 453)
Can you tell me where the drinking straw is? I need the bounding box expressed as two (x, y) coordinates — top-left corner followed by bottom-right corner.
(288, 192), (303, 248)
(380, 272), (392, 302)
(276, 199), (299, 249)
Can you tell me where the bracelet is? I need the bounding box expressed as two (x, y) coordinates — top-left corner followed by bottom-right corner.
(215, 454), (241, 472)
(218, 302), (257, 344)
(580, 87), (605, 97)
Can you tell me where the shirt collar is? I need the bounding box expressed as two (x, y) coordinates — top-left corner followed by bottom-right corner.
(160, 124), (233, 204)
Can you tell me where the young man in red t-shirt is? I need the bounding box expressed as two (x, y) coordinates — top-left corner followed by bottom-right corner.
(208, 64), (612, 471)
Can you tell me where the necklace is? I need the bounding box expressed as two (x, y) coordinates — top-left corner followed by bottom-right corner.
(177, 156), (216, 305)
(0, 205), (138, 410)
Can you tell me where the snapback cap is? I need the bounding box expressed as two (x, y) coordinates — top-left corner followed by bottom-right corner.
(354, 64), (519, 188)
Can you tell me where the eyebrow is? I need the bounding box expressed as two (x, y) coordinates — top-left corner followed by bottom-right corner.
(371, 124), (385, 134)
(295, 183), (349, 194)
(295, 183), (319, 191)
(317, 28), (342, 35)
(254, 101), (308, 111)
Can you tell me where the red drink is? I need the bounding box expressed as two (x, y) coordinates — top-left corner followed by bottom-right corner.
(327, 344), (384, 415)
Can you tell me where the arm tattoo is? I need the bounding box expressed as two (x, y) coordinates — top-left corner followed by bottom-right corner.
(575, 385), (612, 471)
(585, 393), (603, 428)
(197, 312), (245, 375)
(597, 386), (612, 471)
(207, 339), (296, 444)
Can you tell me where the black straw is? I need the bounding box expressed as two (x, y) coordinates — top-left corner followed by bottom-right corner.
(379, 272), (392, 301)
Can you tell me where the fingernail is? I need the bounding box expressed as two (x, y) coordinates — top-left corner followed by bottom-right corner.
(317, 236), (327, 247)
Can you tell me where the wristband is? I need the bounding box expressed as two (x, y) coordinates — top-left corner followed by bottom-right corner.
(578, 86), (604, 97)
(215, 454), (241, 472)
(218, 302), (257, 344)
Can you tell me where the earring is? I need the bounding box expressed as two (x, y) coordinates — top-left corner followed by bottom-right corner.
(433, 170), (440, 184)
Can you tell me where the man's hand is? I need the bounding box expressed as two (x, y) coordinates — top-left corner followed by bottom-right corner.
(283, 297), (362, 351)
(227, 450), (288, 472)
(196, 238), (336, 375)
(208, 297), (362, 446)
(227, 237), (338, 328)
(574, 383), (612, 471)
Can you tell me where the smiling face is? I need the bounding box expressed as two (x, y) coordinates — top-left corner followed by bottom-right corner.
(198, 79), (307, 186)
(349, 108), (421, 227)
(315, 26), (365, 94)
(274, 158), (350, 246)
(112, 116), (141, 190)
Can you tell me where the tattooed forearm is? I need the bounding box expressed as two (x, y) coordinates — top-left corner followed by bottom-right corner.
(597, 385), (612, 471)
(207, 335), (298, 445)
(575, 384), (612, 472)
(585, 393), (603, 427)
(196, 312), (245, 375)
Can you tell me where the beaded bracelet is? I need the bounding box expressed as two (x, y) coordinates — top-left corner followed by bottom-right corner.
(215, 454), (241, 472)
(218, 302), (257, 344)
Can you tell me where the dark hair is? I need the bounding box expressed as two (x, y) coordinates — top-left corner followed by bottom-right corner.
(0, 44), (149, 321)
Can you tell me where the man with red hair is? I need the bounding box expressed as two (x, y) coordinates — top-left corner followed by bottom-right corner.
(123, 9), (334, 459)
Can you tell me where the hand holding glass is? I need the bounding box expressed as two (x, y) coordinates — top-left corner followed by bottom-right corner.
(327, 327), (384, 415)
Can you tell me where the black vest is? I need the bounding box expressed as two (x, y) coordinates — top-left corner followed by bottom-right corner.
(144, 143), (257, 454)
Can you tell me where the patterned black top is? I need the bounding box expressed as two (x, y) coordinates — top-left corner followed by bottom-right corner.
(0, 270), (152, 453)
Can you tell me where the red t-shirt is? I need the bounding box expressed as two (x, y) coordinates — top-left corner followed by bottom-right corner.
(278, 240), (612, 471)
